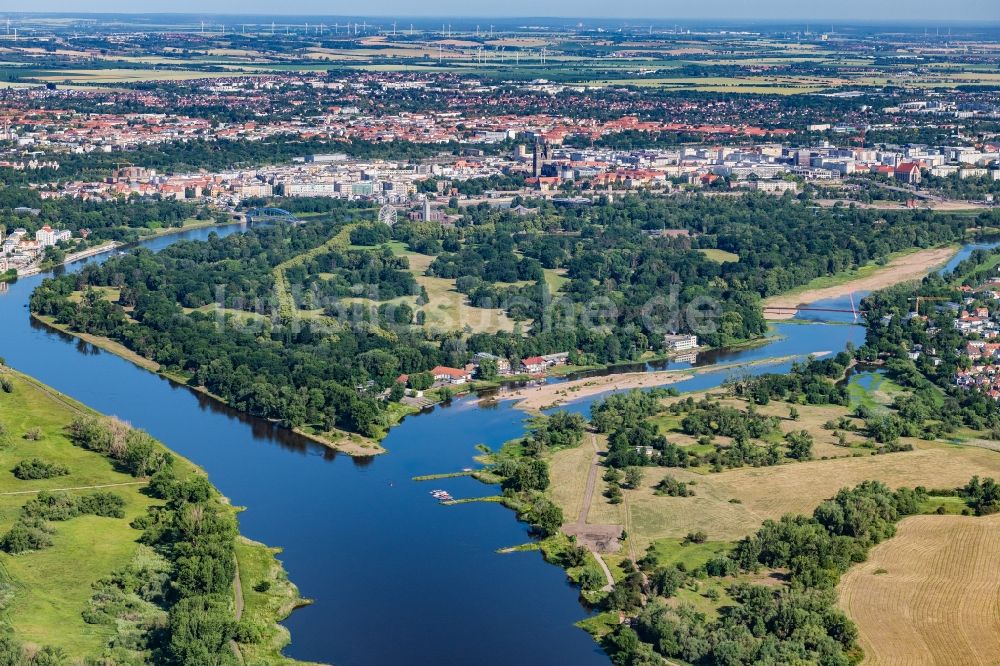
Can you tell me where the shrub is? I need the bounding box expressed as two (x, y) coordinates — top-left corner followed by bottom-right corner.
(22, 492), (80, 521)
(12, 458), (70, 480)
(21, 490), (126, 521)
(1, 520), (53, 554)
(654, 475), (693, 497)
(23, 427), (42, 441)
(577, 568), (604, 591)
(77, 492), (127, 519)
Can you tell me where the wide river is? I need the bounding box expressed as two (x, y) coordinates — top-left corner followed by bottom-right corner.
(0, 225), (972, 665)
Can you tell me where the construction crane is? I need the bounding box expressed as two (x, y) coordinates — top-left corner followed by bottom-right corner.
(908, 296), (950, 317)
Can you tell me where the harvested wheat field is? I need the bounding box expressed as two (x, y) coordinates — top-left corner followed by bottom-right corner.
(839, 514), (1000, 666)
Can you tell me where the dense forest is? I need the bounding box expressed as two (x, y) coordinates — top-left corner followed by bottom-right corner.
(414, 191), (970, 356)
(28, 191), (975, 439)
(30, 207), (446, 441)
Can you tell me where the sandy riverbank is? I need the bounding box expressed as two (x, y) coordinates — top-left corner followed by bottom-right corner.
(508, 370), (690, 411)
(762, 246), (958, 320)
(505, 354), (811, 412)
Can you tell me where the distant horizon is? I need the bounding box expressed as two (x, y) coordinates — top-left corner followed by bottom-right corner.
(2, 12), (999, 24)
(3, 0), (997, 23)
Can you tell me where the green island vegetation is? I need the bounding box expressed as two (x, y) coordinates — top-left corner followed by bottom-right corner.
(0, 364), (308, 665)
(26, 191), (977, 450)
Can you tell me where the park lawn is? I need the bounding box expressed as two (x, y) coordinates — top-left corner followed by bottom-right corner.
(386, 240), (519, 334)
(66, 286), (121, 307)
(699, 248), (740, 264)
(543, 268), (569, 293)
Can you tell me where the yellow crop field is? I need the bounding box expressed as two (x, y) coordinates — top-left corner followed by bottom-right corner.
(839, 514), (1000, 665)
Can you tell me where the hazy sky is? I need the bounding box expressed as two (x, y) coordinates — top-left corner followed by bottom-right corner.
(14, 0), (1000, 21)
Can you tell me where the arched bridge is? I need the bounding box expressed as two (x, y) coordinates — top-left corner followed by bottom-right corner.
(246, 207), (299, 224)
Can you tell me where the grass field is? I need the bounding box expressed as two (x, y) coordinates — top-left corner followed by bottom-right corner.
(0, 367), (305, 661)
(543, 267), (570, 293)
(0, 368), (169, 655)
(699, 248), (740, 263)
(847, 371), (905, 411)
(549, 387), (1000, 553)
(386, 241), (519, 334)
(839, 513), (1000, 665)
(234, 537), (311, 665)
(641, 441), (1000, 545)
